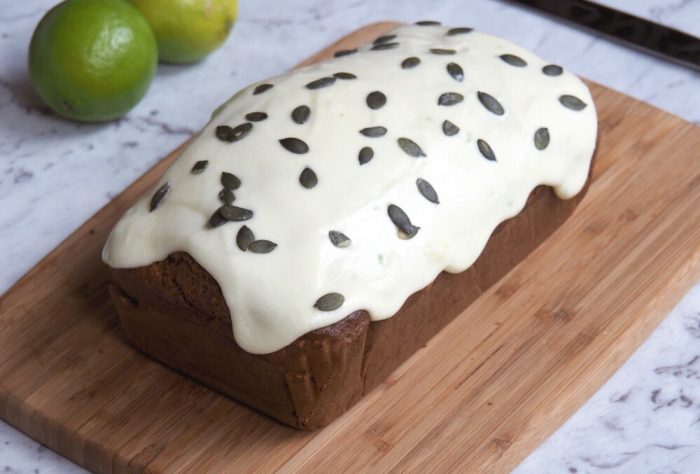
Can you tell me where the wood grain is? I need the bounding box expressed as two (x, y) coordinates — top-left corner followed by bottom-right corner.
(1, 22), (699, 473)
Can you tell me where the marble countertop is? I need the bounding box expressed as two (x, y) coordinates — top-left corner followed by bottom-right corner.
(0, 0), (698, 472)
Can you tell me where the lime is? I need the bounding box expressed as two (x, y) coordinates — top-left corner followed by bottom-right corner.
(29, 0), (158, 122)
(129, 0), (237, 63)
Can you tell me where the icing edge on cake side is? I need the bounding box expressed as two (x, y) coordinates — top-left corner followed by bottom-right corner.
(102, 24), (598, 354)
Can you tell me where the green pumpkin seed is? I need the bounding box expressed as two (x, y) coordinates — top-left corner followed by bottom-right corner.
(245, 112), (267, 122)
(366, 91), (387, 110)
(217, 205), (253, 222)
(416, 178), (439, 204)
(388, 204), (420, 239)
(236, 225), (255, 251)
(438, 92), (463, 106)
(190, 160), (208, 174)
(477, 91), (505, 116)
(291, 105), (310, 124)
(358, 146), (374, 165)
(442, 120), (459, 136)
(371, 42), (399, 51)
(401, 57), (421, 69)
(314, 292), (345, 311)
(253, 83), (273, 95)
(446, 62), (464, 82)
(333, 72), (357, 80)
(534, 127), (550, 150)
(359, 126), (387, 137)
(477, 139), (497, 161)
(430, 48), (456, 55)
(306, 77), (336, 90)
(397, 137), (426, 158)
(329, 230), (351, 248)
(499, 54), (527, 67)
(299, 167), (318, 189)
(446, 27), (472, 36)
(219, 188), (235, 204)
(221, 172), (241, 190)
(374, 34), (397, 45)
(279, 137), (309, 154)
(208, 212), (227, 228)
(334, 48), (357, 58)
(248, 240), (277, 254)
(542, 64), (563, 76)
(559, 95), (587, 111)
(149, 183), (169, 212)
(215, 123), (253, 143)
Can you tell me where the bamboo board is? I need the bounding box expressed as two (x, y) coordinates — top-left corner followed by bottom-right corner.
(1, 22), (699, 473)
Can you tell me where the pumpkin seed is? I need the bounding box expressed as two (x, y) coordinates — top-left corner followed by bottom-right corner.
(397, 137), (426, 157)
(299, 167), (318, 189)
(499, 54), (527, 67)
(366, 91), (387, 110)
(416, 20), (441, 26)
(208, 212), (227, 228)
(358, 146), (374, 165)
(446, 27), (472, 36)
(221, 172), (241, 190)
(359, 126), (387, 137)
(417, 178), (439, 204)
(438, 92), (463, 106)
(534, 127), (550, 150)
(190, 160), (208, 174)
(149, 183), (169, 212)
(477, 139), (497, 161)
(371, 42), (399, 51)
(236, 225), (255, 251)
(333, 72), (357, 80)
(218, 205), (253, 222)
(215, 123), (253, 142)
(219, 188), (235, 204)
(306, 77), (336, 90)
(253, 83), (273, 95)
(542, 64), (563, 76)
(279, 137), (309, 154)
(477, 91), (505, 116)
(374, 34), (397, 45)
(291, 105), (310, 124)
(314, 292), (345, 311)
(430, 48), (456, 55)
(248, 240), (277, 254)
(401, 57), (421, 69)
(388, 204), (420, 238)
(442, 120), (459, 136)
(446, 62), (464, 81)
(245, 112), (267, 122)
(334, 48), (357, 57)
(559, 95), (587, 111)
(329, 230), (351, 248)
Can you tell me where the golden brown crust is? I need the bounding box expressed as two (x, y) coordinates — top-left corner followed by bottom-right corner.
(110, 174), (592, 429)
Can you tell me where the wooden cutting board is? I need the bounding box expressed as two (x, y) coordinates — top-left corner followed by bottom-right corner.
(1, 22), (699, 473)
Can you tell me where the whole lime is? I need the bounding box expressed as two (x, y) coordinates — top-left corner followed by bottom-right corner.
(129, 0), (237, 63)
(29, 0), (158, 122)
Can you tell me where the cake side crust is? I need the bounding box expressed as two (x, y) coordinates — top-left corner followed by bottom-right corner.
(109, 176), (591, 429)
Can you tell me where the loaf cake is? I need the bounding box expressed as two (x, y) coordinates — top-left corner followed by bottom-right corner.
(103, 23), (597, 429)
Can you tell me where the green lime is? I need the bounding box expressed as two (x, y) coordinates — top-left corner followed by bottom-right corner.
(29, 0), (158, 122)
(129, 0), (237, 64)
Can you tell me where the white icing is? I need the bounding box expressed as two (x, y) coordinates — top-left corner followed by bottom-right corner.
(103, 25), (597, 354)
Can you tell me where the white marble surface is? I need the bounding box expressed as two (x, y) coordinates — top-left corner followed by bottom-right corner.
(0, 0), (698, 472)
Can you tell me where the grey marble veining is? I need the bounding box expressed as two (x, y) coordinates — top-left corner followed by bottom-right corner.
(0, 0), (698, 472)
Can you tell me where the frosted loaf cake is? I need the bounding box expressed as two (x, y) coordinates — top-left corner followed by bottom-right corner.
(104, 23), (597, 428)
